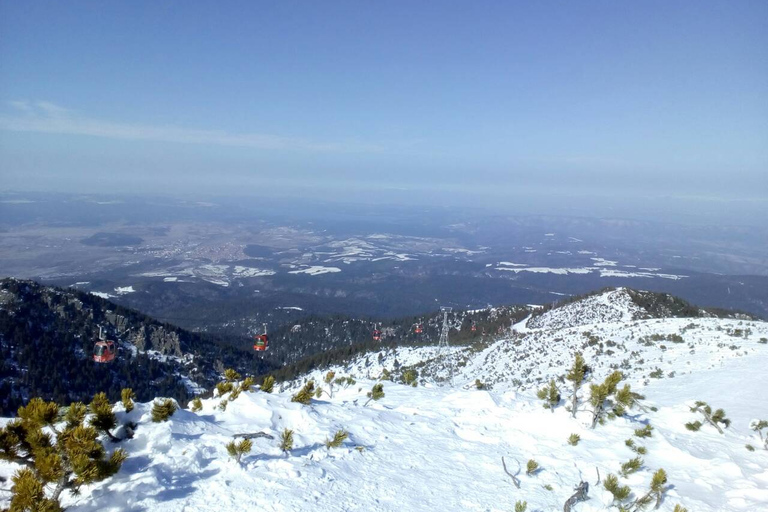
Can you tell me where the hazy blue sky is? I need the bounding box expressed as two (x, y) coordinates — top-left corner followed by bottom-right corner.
(0, 1), (766, 208)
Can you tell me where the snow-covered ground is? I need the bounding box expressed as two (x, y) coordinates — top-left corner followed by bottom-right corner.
(3, 349), (764, 511)
(2, 288), (766, 511)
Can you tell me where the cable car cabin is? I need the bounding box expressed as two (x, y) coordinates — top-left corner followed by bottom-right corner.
(253, 334), (269, 351)
(373, 329), (382, 341)
(471, 323), (477, 332)
(414, 324), (423, 334)
(93, 341), (116, 363)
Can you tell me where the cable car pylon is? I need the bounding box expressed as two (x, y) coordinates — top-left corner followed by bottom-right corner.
(437, 306), (454, 386)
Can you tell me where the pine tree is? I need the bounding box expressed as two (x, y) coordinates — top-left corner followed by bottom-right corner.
(603, 473), (631, 504)
(224, 368), (241, 382)
(325, 429), (348, 449)
(401, 368), (418, 386)
(0, 397), (127, 509)
(567, 433), (580, 446)
(749, 419), (768, 449)
(620, 457), (643, 477)
(239, 376), (254, 393)
(565, 352), (588, 418)
(536, 379), (560, 412)
(291, 381), (315, 405)
(323, 371), (336, 398)
(634, 425), (653, 438)
(588, 372), (641, 428)
(121, 388), (135, 413)
(689, 401), (730, 434)
(89, 392), (119, 442)
(225, 438), (252, 464)
(151, 399), (177, 422)
(526, 459), (540, 476)
(260, 375), (275, 393)
(280, 428), (294, 453)
(514, 500), (527, 512)
(190, 397), (203, 412)
(632, 469), (668, 509)
(365, 383), (384, 406)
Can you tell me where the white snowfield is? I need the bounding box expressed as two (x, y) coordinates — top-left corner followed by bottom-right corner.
(2, 289), (767, 511)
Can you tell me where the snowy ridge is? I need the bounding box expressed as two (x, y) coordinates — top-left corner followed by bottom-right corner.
(526, 288), (646, 330)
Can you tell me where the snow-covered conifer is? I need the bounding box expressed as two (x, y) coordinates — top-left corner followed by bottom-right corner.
(89, 392), (119, 442)
(603, 473), (630, 503)
(565, 352), (588, 418)
(119, 388), (135, 413)
(365, 383), (385, 406)
(325, 429), (348, 449)
(225, 438), (252, 464)
(291, 381), (315, 405)
(0, 398), (126, 508)
(749, 419), (768, 449)
(620, 457), (643, 477)
(261, 375), (275, 393)
(688, 401), (730, 434)
(536, 379), (560, 412)
(280, 428), (294, 453)
(151, 399), (177, 422)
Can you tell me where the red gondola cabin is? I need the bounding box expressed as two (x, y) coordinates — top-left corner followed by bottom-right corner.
(254, 324), (269, 351)
(93, 340), (116, 363)
(373, 329), (382, 341)
(414, 324), (423, 334)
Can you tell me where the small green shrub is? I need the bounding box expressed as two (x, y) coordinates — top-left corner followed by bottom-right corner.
(634, 425), (653, 438)
(514, 500), (527, 512)
(280, 428), (294, 452)
(568, 433), (580, 446)
(526, 459), (539, 476)
(261, 375), (275, 393)
(121, 388), (135, 413)
(325, 429), (348, 449)
(291, 381), (315, 405)
(604, 473), (630, 502)
(151, 399), (177, 422)
(225, 438), (252, 464)
(190, 397), (203, 412)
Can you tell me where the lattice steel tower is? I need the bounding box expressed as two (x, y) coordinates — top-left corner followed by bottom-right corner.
(438, 307), (452, 352)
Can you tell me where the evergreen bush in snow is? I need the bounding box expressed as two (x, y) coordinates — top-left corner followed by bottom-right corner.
(365, 383), (385, 406)
(620, 456), (643, 477)
(325, 429), (348, 449)
(684, 420), (702, 432)
(401, 368), (418, 386)
(749, 419), (768, 449)
(190, 397), (203, 412)
(568, 433), (580, 446)
(121, 388), (135, 413)
(89, 392), (121, 442)
(261, 375), (275, 393)
(688, 401), (730, 434)
(536, 379), (560, 412)
(526, 459), (540, 476)
(225, 438), (252, 464)
(291, 381), (315, 405)
(588, 371), (642, 428)
(603, 473), (630, 504)
(323, 371), (336, 398)
(634, 425), (653, 439)
(632, 468), (668, 510)
(514, 500), (527, 512)
(0, 397), (127, 509)
(565, 352), (588, 418)
(474, 379), (486, 390)
(151, 399), (177, 422)
(280, 428), (294, 453)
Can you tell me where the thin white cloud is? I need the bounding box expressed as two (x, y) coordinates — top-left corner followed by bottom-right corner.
(0, 100), (384, 154)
